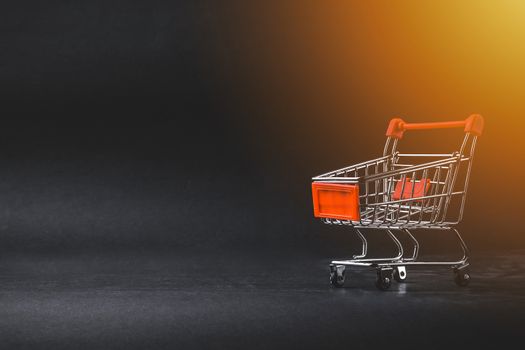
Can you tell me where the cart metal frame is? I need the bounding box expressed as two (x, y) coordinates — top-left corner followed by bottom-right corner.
(312, 115), (484, 290)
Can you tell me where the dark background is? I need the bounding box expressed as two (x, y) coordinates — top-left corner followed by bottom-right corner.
(1, 2), (524, 349)
(2, 0), (276, 253)
(1, 0), (523, 254)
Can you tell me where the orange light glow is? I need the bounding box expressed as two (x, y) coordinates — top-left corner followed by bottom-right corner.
(214, 0), (525, 245)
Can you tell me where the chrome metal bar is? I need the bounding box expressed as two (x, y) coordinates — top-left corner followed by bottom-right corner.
(389, 230), (404, 259)
(377, 261), (465, 267)
(349, 224), (452, 229)
(376, 228), (469, 267)
(440, 158), (466, 223)
(458, 136), (477, 222)
(341, 229), (404, 263)
(353, 229), (368, 259)
(383, 137), (391, 157)
(311, 177), (359, 183)
(417, 168), (429, 224)
(331, 260), (373, 267)
(393, 164), (450, 170)
(314, 154), (392, 178)
(394, 174), (407, 224)
(366, 191), (464, 206)
(364, 156), (469, 182)
(398, 153), (454, 157)
(439, 134), (470, 222)
(433, 162), (452, 223)
(406, 171), (417, 225)
(403, 229), (419, 261)
(453, 228), (470, 263)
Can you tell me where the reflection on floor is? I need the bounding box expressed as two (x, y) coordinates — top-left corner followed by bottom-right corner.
(1, 250), (523, 349)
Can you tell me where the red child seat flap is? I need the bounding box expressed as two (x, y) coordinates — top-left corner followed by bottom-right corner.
(392, 178), (430, 201)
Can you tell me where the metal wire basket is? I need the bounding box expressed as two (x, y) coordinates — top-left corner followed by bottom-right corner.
(311, 115), (484, 290)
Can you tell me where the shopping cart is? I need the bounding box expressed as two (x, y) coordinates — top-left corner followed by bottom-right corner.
(311, 115), (484, 290)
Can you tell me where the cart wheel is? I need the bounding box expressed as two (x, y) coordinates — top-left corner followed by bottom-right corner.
(454, 265), (470, 287)
(329, 264), (345, 288)
(375, 268), (393, 291)
(393, 266), (407, 283)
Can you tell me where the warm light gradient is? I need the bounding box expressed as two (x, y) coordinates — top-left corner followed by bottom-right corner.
(212, 0), (525, 247)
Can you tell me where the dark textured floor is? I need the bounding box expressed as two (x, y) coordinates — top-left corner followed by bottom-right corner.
(1, 249), (524, 349)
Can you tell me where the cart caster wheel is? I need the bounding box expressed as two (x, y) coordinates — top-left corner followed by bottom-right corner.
(329, 264), (345, 288)
(454, 265), (470, 287)
(375, 267), (393, 291)
(393, 266), (407, 283)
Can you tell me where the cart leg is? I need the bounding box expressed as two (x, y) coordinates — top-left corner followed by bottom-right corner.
(390, 229), (418, 283)
(344, 229), (404, 263)
(402, 229), (419, 262)
(353, 229), (367, 259)
(452, 228), (470, 264)
(388, 230), (404, 261)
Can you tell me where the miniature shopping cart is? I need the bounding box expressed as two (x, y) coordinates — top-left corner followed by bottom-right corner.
(311, 115), (484, 290)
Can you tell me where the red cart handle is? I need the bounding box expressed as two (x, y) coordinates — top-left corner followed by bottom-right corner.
(386, 114), (484, 139)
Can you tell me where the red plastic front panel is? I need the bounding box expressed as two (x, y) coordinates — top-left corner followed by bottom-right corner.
(312, 183), (360, 221)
